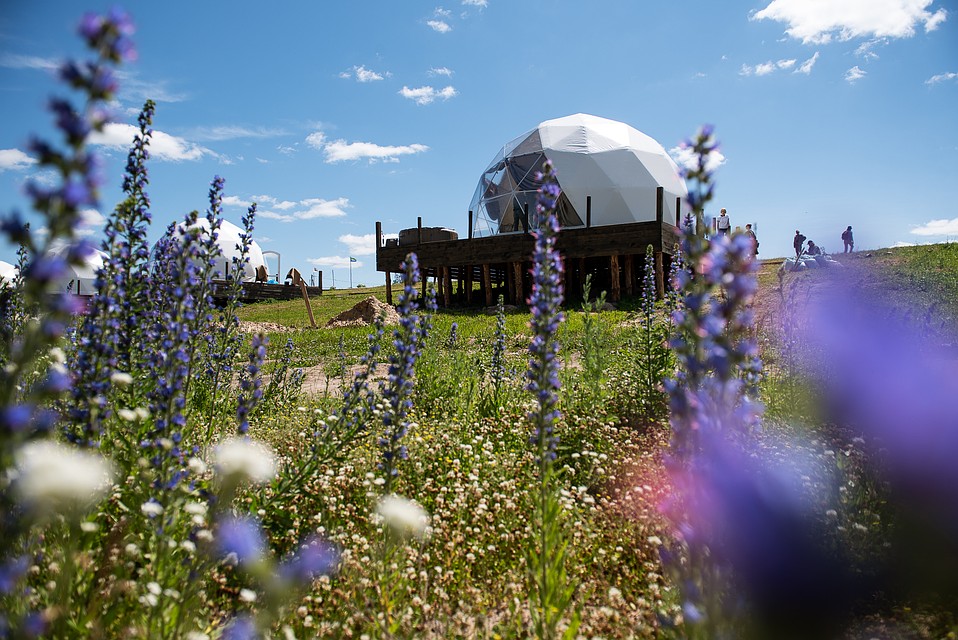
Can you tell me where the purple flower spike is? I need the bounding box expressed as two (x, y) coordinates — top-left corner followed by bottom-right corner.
(216, 516), (267, 567)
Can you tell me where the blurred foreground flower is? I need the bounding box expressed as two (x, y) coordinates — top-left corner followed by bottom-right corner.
(213, 437), (277, 485)
(375, 494), (430, 541)
(14, 440), (115, 516)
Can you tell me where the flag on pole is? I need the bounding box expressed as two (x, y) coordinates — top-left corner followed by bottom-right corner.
(349, 257), (357, 263)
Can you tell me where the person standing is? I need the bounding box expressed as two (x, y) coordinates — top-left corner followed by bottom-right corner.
(793, 230), (806, 257)
(744, 223), (758, 257)
(716, 208), (731, 235)
(841, 226), (854, 253)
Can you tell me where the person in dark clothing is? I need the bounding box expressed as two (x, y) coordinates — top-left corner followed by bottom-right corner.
(793, 230), (807, 257)
(841, 226), (854, 253)
(807, 240), (822, 256)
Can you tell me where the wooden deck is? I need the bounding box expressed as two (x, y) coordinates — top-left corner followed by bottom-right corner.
(211, 280), (323, 304)
(376, 186), (683, 307)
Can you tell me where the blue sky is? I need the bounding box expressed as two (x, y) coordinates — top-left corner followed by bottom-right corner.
(1, 0), (956, 286)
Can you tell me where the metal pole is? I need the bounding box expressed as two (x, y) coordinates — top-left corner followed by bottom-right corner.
(349, 261), (353, 289)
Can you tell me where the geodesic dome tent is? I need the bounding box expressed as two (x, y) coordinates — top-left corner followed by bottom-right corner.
(0, 261), (17, 285)
(45, 243), (107, 295)
(469, 113), (687, 236)
(171, 217), (268, 282)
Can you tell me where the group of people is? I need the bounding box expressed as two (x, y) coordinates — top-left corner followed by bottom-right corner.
(793, 226), (854, 257)
(715, 208), (760, 257)
(713, 209), (856, 259)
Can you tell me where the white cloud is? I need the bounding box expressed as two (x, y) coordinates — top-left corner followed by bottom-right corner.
(305, 129), (428, 163)
(892, 241), (917, 247)
(910, 217), (958, 236)
(751, 0), (948, 44)
(0, 148), (36, 172)
(323, 139), (429, 163)
(740, 59), (797, 76)
(305, 132), (327, 150)
(855, 39), (882, 60)
(462, 0), (488, 6)
(926, 71), (958, 85)
(669, 144), (727, 174)
(428, 66), (454, 77)
(277, 144), (298, 155)
(224, 194), (348, 221)
(434, 6), (452, 17)
(399, 85), (458, 105)
(844, 65), (867, 82)
(307, 255), (363, 268)
(341, 65), (390, 82)
(339, 233), (379, 256)
(427, 19), (452, 33)
(115, 71), (189, 104)
(0, 53), (58, 71)
(223, 195), (251, 208)
(89, 123), (213, 161)
(76, 208), (106, 237)
(795, 51), (820, 74)
(258, 197), (351, 223)
(187, 125), (287, 142)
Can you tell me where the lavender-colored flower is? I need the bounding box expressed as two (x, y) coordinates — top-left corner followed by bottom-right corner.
(236, 333), (267, 435)
(221, 615), (258, 640)
(526, 160), (564, 464)
(378, 253), (425, 492)
(279, 536), (340, 584)
(217, 516), (267, 567)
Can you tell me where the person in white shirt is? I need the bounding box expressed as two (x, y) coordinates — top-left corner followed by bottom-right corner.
(716, 208), (731, 235)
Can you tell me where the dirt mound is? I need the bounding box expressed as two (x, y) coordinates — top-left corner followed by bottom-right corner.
(326, 296), (400, 328)
(240, 321), (292, 334)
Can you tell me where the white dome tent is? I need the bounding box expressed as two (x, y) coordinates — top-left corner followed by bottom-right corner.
(45, 243), (107, 296)
(0, 261), (17, 285)
(469, 113), (687, 236)
(171, 217), (268, 282)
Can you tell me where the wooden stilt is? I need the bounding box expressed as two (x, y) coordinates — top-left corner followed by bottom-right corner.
(385, 271), (392, 304)
(506, 262), (516, 306)
(655, 251), (665, 299)
(443, 266), (452, 308)
(437, 267), (445, 305)
(513, 261), (524, 305)
(610, 254), (621, 302)
(465, 265), (473, 304)
(624, 254), (634, 297)
(482, 264), (492, 306)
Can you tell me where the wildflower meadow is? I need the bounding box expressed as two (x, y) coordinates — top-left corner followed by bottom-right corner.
(2, 9), (958, 640)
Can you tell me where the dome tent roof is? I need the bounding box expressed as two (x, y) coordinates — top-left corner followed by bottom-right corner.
(170, 217), (267, 282)
(470, 113), (687, 236)
(45, 242), (107, 295)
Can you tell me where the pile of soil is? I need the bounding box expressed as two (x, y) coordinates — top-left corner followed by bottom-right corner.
(326, 296), (400, 328)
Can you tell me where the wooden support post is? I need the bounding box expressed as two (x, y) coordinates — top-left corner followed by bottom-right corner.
(385, 271), (392, 304)
(610, 254), (621, 302)
(656, 186), (664, 225)
(422, 267), (428, 299)
(443, 266), (452, 308)
(465, 265), (473, 304)
(578, 257), (586, 296)
(675, 197), (682, 227)
(376, 221), (383, 248)
(317, 271), (323, 293)
(655, 251), (665, 299)
(586, 195), (592, 228)
(298, 280), (317, 329)
(513, 261), (523, 305)
(417, 216), (423, 244)
(506, 262), (516, 306)
(482, 264), (492, 306)
(468, 210), (473, 240)
(624, 254), (634, 297)
(436, 266), (445, 305)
